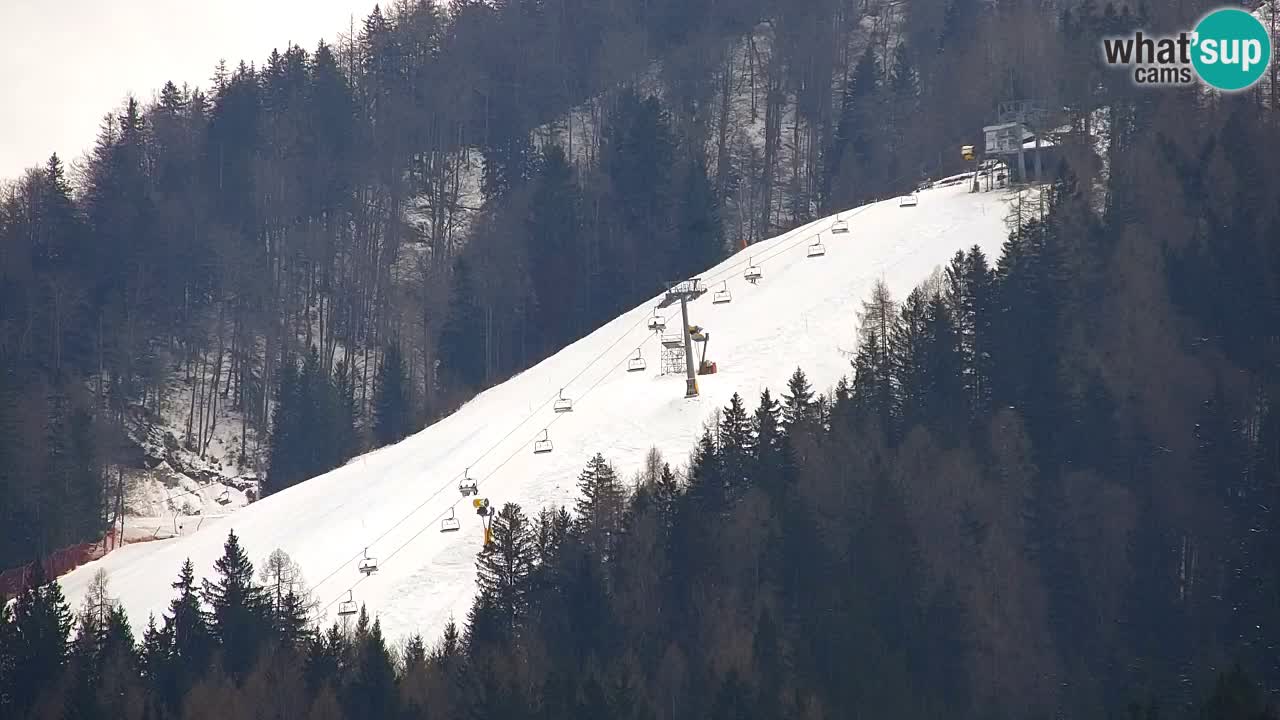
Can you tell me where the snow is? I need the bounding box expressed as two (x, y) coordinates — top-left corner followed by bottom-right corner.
(59, 181), (1021, 642)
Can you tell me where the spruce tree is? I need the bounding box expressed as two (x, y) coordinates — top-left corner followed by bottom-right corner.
(474, 503), (537, 634)
(440, 255), (487, 391)
(782, 368), (817, 431)
(266, 358), (302, 495)
(527, 144), (585, 352)
(719, 393), (753, 498)
(8, 564), (73, 714)
(372, 340), (411, 447)
(202, 530), (269, 679)
(676, 154), (724, 277)
(825, 46), (881, 205)
(574, 454), (627, 561)
(344, 617), (398, 720)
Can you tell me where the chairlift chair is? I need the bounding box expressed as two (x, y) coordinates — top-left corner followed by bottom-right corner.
(215, 488), (231, 505)
(744, 259), (762, 284)
(647, 308), (666, 332)
(533, 429), (553, 455)
(830, 218), (850, 234)
(806, 237), (827, 257)
(337, 591), (358, 618)
(712, 281), (732, 304)
(441, 506), (460, 533)
(358, 548), (378, 576)
(459, 469), (478, 497)
(899, 193), (918, 207)
(626, 348), (647, 372)
(553, 388), (573, 413)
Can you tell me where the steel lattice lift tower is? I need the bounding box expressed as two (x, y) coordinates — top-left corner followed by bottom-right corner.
(658, 279), (707, 398)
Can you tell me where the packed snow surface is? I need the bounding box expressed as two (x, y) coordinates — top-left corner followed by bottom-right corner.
(60, 182), (1017, 642)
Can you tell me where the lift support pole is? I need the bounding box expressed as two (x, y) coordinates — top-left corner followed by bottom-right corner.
(659, 279), (708, 399)
(679, 297), (697, 397)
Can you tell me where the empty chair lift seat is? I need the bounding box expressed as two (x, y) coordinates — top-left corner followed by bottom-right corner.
(712, 282), (732, 304)
(441, 507), (460, 533)
(830, 219), (849, 234)
(533, 429), (553, 454)
(807, 236), (826, 257)
(553, 389), (573, 413)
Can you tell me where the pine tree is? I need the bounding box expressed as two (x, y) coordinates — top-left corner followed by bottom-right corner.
(574, 454), (628, 562)
(527, 144), (585, 352)
(782, 368), (817, 431)
(160, 558), (212, 709)
(945, 247), (996, 419)
(676, 154), (724, 277)
(202, 530), (269, 679)
(474, 503), (537, 634)
(344, 617), (398, 719)
(719, 393), (753, 498)
(825, 46), (881, 205)
(372, 340), (411, 447)
(7, 564), (73, 714)
(403, 634), (427, 674)
(440, 255), (487, 391)
(266, 357), (302, 496)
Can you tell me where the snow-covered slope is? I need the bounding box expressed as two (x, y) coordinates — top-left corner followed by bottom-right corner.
(60, 181), (1017, 641)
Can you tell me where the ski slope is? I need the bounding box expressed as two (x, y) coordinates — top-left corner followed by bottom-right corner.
(59, 181), (1017, 642)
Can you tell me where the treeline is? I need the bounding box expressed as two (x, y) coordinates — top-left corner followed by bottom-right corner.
(0, 0), (1205, 567)
(6, 110), (1280, 713)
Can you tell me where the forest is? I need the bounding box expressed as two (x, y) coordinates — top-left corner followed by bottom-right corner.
(3, 0), (1280, 716)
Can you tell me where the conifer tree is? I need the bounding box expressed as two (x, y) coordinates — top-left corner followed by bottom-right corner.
(527, 144), (585, 352)
(782, 368), (817, 431)
(344, 617), (398, 720)
(574, 454), (627, 561)
(440, 255), (487, 390)
(474, 503), (537, 635)
(719, 393), (754, 497)
(7, 564), (73, 714)
(161, 558), (212, 708)
(372, 340), (411, 447)
(825, 46), (881, 205)
(676, 154), (724, 277)
(202, 530), (269, 679)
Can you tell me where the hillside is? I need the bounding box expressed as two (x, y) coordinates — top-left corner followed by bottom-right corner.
(59, 179), (1017, 640)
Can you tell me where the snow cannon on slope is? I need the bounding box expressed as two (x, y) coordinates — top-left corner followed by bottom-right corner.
(688, 326), (717, 375)
(474, 498), (495, 549)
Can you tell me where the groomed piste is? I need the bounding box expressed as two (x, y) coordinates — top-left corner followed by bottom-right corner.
(60, 180), (1017, 642)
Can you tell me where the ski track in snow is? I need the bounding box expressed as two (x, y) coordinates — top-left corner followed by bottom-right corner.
(59, 182), (1016, 643)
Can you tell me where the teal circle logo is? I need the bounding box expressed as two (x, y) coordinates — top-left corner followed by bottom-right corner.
(1191, 8), (1272, 91)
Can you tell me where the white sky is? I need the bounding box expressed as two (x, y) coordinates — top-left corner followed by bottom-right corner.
(0, 0), (378, 180)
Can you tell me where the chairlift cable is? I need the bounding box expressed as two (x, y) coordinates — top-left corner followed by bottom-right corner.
(319, 199), (887, 610)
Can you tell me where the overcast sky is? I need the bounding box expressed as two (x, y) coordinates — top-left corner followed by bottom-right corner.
(0, 0), (377, 181)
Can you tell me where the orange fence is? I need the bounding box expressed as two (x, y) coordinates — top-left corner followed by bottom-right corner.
(0, 528), (118, 599)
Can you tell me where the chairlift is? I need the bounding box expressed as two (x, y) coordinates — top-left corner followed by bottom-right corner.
(441, 506), (460, 533)
(830, 218), (849, 234)
(358, 548), (378, 576)
(337, 590), (358, 618)
(899, 193), (918, 207)
(647, 307), (666, 332)
(459, 468), (478, 497)
(744, 258), (762, 284)
(215, 488), (231, 505)
(806, 237), (826, 257)
(533, 429), (553, 455)
(712, 281), (732, 304)
(553, 388), (573, 413)
(626, 348), (647, 373)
